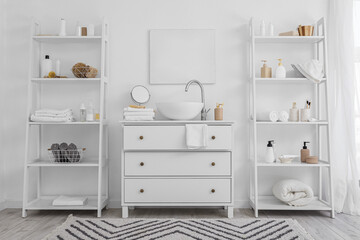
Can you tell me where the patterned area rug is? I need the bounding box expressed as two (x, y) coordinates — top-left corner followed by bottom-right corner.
(44, 215), (313, 240)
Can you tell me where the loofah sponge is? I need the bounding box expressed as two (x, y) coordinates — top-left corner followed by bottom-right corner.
(72, 62), (89, 78)
(86, 66), (98, 78)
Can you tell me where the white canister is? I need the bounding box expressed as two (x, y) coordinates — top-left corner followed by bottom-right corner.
(301, 108), (311, 122)
(59, 18), (66, 36)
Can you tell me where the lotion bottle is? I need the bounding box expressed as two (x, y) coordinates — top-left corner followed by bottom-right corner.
(275, 58), (286, 78)
(289, 102), (299, 122)
(301, 141), (310, 163)
(41, 55), (52, 78)
(261, 60), (272, 78)
(265, 140), (275, 163)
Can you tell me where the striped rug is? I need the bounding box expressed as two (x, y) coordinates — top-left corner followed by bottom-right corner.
(44, 215), (313, 240)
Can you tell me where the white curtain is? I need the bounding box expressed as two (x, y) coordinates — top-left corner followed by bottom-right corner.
(328, 0), (360, 215)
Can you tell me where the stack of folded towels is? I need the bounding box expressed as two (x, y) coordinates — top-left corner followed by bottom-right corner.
(123, 106), (154, 121)
(30, 109), (74, 122)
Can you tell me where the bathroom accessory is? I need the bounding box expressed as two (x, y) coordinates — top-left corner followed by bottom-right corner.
(272, 179), (314, 206)
(298, 25), (314, 36)
(41, 55), (52, 78)
(87, 24), (95, 36)
(278, 155), (297, 164)
(185, 80), (210, 120)
(130, 85), (150, 105)
(289, 102), (299, 122)
(300, 141), (310, 163)
(81, 27), (87, 36)
(301, 108), (311, 122)
(269, 111), (278, 122)
(55, 59), (61, 76)
(59, 18), (66, 36)
(124, 106), (154, 121)
(260, 60), (272, 78)
(80, 103), (86, 122)
(52, 195), (87, 206)
(260, 20), (266, 36)
(30, 108), (73, 122)
(279, 110), (289, 122)
(156, 102), (203, 120)
(279, 31), (299, 36)
(306, 156), (319, 164)
(214, 103), (224, 120)
(76, 22), (82, 36)
(48, 146), (85, 163)
(269, 22), (274, 36)
(294, 60), (324, 83)
(72, 62), (98, 78)
(265, 140), (275, 163)
(275, 58), (286, 78)
(186, 124), (208, 149)
(86, 102), (94, 122)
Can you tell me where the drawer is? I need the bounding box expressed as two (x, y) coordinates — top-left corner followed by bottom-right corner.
(123, 126), (232, 150)
(124, 179), (231, 203)
(124, 152), (231, 176)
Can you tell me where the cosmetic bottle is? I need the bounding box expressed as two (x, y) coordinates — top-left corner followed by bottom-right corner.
(275, 58), (286, 78)
(289, 102), (299, 122)
(55, 59), (61, 76)
(41, 55), (52, 78)
(269, 22), (274, 36)
(265, 140), (275, 163)
(261, 60), (272, 78)
(87, 24), (95, 36)
(86, 102), (94, 122)
(260, 20), (266, 36)
(80, 103), (86, 122)
(59, 18), (66, 36)
(214, 103), (224, 120)
(301, 141), (310, 163)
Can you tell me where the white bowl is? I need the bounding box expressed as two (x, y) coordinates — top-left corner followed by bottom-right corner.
(278, 155), (298, 164)
(156, 102), (204, 120)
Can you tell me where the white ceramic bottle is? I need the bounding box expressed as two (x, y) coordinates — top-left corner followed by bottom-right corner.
(265, 140), (275, 163)
(55, 59), (61, 76)
(260, 20), (266, 36)
(86, 102), (94, 122)
(80, 103), (86, 122)
(275, 58), (286, 78)
(59, 18), (66, 36)
(289, 102), (299, 122)
(269, 22), (274, 36)
(41, 55), (52, 78)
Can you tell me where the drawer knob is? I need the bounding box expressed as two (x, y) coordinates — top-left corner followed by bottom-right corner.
(139, 136), (144, 140)
(140, 162), (144, 166)
(140, 189), (144, 193)
(211, 189), (215, 193)
(211, 162), (215, 166)
(211, 136), (216, 140)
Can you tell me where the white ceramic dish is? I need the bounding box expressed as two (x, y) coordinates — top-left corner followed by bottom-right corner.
(278, 155), (298, 164)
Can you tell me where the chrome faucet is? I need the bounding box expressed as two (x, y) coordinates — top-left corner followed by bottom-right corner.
(185, 80), (210, 120)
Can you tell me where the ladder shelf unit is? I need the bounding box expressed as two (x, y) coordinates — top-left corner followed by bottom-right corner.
(249, 17), (334, 218)
(22, 18), (109, 217)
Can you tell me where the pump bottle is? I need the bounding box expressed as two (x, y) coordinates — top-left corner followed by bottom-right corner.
(301, 141), (310, 163)
(265, 140), (275, 163)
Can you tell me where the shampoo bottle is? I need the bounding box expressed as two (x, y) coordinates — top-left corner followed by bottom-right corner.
(41, 55), (52, 78)
(289, 102), (299, 122)
(265, 140), (275, 163)
(86, 102), (94, 122)
(80, 103), (86, 122)
(261, 60), (272, 78)
(275, 58), (286, 78)
(301, 141), (310, 163)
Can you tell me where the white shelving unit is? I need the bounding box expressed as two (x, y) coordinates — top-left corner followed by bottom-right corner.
(22, 18), (109, 217)
(249, 18), (334, 218)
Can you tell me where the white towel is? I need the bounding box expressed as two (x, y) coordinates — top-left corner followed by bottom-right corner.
(35, 109), (72, 115)
(279, 111), (289, 122)
(124, 107), (154, 112)
(124, 116), (154, 121)
(272, 179), (314, 206)
(34, 112), (73, 118)
(52, 195), (87, 206)
(269, 111), (279, 122)
(295, 60), (324, 83)
(30, 115), (73, 122)
(124, 111), (155, 117)
(186, 124), (208, 149)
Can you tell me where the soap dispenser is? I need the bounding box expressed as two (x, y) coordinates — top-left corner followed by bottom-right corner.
(265, 140), (275, 163)
(261, 60), (272, 78)
(275, 58), (286, 78)
(301, 141), (310, 163)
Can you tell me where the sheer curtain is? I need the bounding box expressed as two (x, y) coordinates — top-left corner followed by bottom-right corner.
(328, 0), (360, 215)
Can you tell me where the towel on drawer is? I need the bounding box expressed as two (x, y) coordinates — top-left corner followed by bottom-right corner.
(185, 124), (208, 149)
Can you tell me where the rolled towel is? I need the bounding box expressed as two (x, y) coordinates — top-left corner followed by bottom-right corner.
(59, 142), (68, 162)
(124, 111), (155, 117)
(50, 143), (60, 162)
(269, 111), (279, 122)
(124, 107), (154, 112)
(67, 143), (80, 163)
(272, 179), (314, 206)
(279, 111), (289, 122)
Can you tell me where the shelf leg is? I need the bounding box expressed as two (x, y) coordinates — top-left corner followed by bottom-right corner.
(97, 209), (102, 218)
(22, 209), (27, 218)
(227, 207), (234, 218)
(122, 207), (129, 218)
(254, 209), (258, 218)
(331, 209), (335, 219)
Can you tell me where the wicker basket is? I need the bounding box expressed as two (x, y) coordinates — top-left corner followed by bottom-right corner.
(48, 148), (86, 163)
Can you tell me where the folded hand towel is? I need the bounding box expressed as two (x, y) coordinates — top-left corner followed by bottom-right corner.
(35, 109), (72, 115)
(35, 112), (73, 118)
(30, 115), (73, 122)
(124, 107), (154, 112)
(272, 179), (314, 206)
(279, 111), (289, 122)
(52, 195), (87, 206)
(269, 111), (279, 122)
(124, 116), (154, 121)
(124, 111), (155, 117)
(294, 60), (324, 83)
(186, 124), (208, 149)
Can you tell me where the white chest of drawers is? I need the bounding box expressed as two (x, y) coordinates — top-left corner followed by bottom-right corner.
(120, 121), (234, 218)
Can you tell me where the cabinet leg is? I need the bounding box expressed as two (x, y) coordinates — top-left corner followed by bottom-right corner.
(122, 207), (129, 218)
(227, 207), (234, 218)
(331, 210), (335, 219)
(254, 209), (258, 218)
(97, 209), (102, 218)
(22, 209), (27, 218)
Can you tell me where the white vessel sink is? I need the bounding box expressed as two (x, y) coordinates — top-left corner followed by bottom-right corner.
(156, 102), (204, 120)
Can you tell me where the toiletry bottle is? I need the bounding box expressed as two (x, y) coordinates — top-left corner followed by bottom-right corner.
(301, 141), (310, 163)
(214, 103), (224, 120)
(260, 20), (266, 36)
(88, 24), (95, 36)
(289, 102), (299, 122)
(76, 21), (82, 36)
(275, 58), (286, 78)
(41, 55), (52, 78)
(59, 18), (66, 36)
(55, 59), (61, 76)
(80, 103), (86, 122)
(261, 60), (272, 78)
(86, 102), (94, 122)
(269, 22), (274, 36)
(265, 140), (275, 163)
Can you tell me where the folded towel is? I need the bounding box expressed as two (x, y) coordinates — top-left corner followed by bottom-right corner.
(279, 111), (289, 122)
(34, 112), (73, 118)
(294, 60), (324, 83)
(52, 195), (87, 206)
(124, 116), (154, 121)
(186, 124), (208, 149)
(124, 107), (154, 112)
(30, 115), (73, 122)
(124, 111), (155, 117)
(272, 179), (314, 206)
(35, 109), (72, 115)
(269, 111), (278, 122)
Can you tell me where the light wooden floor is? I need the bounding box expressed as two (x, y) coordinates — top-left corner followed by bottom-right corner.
(0, 208), (359, 240)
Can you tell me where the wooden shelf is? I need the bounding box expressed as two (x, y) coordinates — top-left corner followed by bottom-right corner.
(256, 160), (330, 167)
(254, 36), (325, 44)
(25, 195), (108, 210)
(250, 196), (331, 211)
(256, 120), (328, 125)
(32, 36), (102, 43)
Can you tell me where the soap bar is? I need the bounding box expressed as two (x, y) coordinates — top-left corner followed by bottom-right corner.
(279, 31), (299, 36)
(306, 156), (318, 164)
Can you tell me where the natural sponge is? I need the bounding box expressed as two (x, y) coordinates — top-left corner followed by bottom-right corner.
(86, 66), (98, 78)
(72, 62), (89, 78)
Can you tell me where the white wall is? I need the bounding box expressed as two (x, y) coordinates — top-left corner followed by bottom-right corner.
(1, 0), (328, 208)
